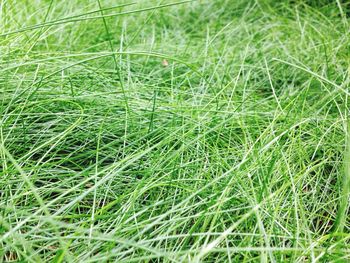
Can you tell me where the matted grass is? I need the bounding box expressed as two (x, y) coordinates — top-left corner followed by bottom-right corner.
(0, 0), (349, 262)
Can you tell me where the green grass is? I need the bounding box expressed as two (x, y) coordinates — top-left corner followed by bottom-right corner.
(0, 0), (349, 262)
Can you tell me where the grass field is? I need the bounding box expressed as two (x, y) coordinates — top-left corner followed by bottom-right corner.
(1, 0), (350, 262)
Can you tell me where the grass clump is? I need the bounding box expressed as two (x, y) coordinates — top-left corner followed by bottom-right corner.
(0, 0), (349, 262)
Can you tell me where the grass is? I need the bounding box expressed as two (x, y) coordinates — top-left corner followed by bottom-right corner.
(0, 0), (349, 262)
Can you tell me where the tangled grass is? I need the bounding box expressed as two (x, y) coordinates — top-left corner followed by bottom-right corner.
(1, 0), (349, 262)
